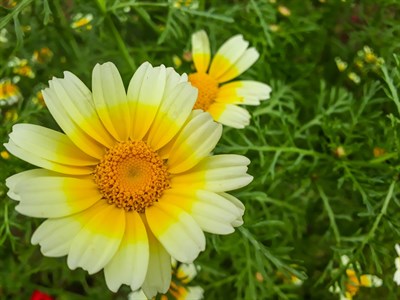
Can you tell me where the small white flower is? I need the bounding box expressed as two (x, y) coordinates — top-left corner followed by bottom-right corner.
(394, 244), (400, 286)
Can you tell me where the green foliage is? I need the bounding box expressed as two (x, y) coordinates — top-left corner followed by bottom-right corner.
(1, 0), (400, 299)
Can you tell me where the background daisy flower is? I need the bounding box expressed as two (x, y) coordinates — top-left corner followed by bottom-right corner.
(129, 260), (203, 300)
(5, 62), (252, 298)
(188, 30), (271, 129)
(0, 79), (22, 106)
(329, 255), (382, 300)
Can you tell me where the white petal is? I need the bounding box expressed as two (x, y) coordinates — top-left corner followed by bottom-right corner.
(31, 216), (82, 257)
(218, 192), (245, 227)
(141, 225), (171, 298)
(395, 244), (400, 256)
(186, 286), (204, 300)
(128, 290), (148, 300)
(6, 169), (57, 201)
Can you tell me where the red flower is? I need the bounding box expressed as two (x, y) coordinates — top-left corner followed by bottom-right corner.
(31, 290), (53, 300)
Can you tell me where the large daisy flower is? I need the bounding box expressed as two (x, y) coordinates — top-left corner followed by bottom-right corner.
(188, 30), (271, 128)
(5, 62), (252, 297)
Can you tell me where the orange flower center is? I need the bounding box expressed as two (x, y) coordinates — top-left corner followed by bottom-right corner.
(93, 140), (170, 213)
(188, 72), (219, 111)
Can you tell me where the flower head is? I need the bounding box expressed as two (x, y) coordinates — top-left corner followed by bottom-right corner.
(335, 57), (348, 72)
(0, 79), (22, 106)
(130, 259), (203, 300)
(5, 62), (252, 297)
(8, 57), (35, 78)
(71, 13), (93, 30)
(188, 30), (271, 128)
(32, 47), (54, 64)
(329, 255), (382, 300)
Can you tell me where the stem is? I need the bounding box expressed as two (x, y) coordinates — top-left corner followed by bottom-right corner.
(359, 180), (396, 252)
(105, 15), (136, 70)
(317, 185), (341, 246)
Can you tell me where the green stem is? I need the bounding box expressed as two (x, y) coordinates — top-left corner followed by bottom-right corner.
(0, 0), (34, 28)
(105, 16), (136, 70)
(359, 180), (396, 252)
(317, 185), (341, 246)
(95, 0), (136, 69)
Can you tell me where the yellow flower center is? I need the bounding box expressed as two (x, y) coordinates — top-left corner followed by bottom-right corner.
(93, 140), (170, 213)
(188, 72), (219, 111)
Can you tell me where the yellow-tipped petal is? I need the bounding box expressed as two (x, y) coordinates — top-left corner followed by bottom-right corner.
(6, 169), (58, 201)
(171, 154), (253, 192)
(8, 124), (98, 166)
(146, 67), (197, 150)
(43, 87), (105, 159)
(192, 30), (211, 73)
(4, 141), (93, 175)
(128, 63), (167, 141)
(68, 202), (125, 274)
(92, 62), (130, 141)
(216, 80), (271, 105)
(31, 201), (105, 257)
(141, 224), (171, 298)
(208, 34), (249, 82)
(146, 201), (205, 263)
(51, 72), (115, 148)
(13, 176), (101, 218)
(208, 103), (251, 129)
(104, 211), (149, 292)
(215, 47), (259, 83)
(167, 111), (222, 173)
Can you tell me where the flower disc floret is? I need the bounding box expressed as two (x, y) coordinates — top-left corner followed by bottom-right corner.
(94, 140), (170, 213)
